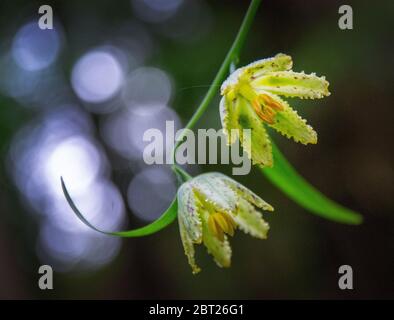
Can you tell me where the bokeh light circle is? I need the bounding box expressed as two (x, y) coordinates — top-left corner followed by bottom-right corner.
(12, 22), (61, 71)
(127, 167), (176, 221)
(71, 49), (124, 104)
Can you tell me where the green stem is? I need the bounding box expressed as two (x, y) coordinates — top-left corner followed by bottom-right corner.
(62, 0), (264, 238)
(172, 0), (261, 173)
(173, 165), (192, 184)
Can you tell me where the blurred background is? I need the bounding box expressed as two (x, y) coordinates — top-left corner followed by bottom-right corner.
(0, 0), (393, 299)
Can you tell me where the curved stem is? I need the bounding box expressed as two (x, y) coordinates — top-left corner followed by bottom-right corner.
(172, 0), (261, 171)
(62, 0), (264, 238)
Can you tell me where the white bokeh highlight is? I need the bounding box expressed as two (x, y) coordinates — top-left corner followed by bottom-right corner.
(127, 167), (176, 221)
(71, 49), (124, 104)
(122, 67), (173, 113)
(8, 107), (126, 272)
(12, 22), (61, 71)
(131, 0), (184, 23)
(101, 104), (181, 161)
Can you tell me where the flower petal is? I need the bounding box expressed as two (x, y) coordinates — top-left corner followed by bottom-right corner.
(233, 198), (270, 239)
(201, 210), (232, 268)
(265, 93), (318, 144)
(244, 53), (293, 78)
(178, 215), (201, 274)
(217, 173), (274, 211)
(221, 54), (292, 95)
(252, 71), (330, 99)
(219, 96), (238, 145)
(177, 183), (203, 243)
(193, 173), (237, 214)
(235, 96), (273, 167)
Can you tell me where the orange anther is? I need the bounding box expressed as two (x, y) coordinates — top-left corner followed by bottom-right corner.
(259, 94), (283, 111)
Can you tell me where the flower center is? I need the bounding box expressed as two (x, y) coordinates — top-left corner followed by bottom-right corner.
(251, 93), (283, 125)
(207, 211), (237, 241)
(238, 83), (283, 125)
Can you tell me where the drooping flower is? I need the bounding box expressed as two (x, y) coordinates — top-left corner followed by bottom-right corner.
(220, 53), (330, 167)
(177, 172), (273, 274)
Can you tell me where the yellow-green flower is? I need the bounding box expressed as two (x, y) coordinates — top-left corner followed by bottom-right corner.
(220, 53), (330, 167)
(177, 172), (273, 274)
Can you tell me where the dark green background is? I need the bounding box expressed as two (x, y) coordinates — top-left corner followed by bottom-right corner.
(0, 0), (393, 299)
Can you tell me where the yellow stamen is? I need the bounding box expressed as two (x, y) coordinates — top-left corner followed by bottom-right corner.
(223, 213), (237, 233)
(251, 98), (261, 112)
(208, 215), (219, 238)
(223, 216), (235, 236)
(208, 212), (237, 241)
(216, 227), (224, 242)
(213, 213), (229, 234)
